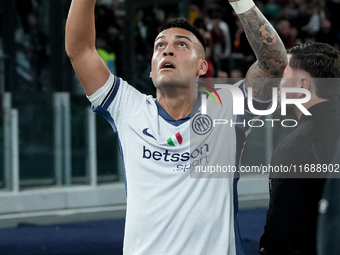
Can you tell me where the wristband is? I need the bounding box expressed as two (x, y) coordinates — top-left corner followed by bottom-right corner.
(230, 0), (255, 14)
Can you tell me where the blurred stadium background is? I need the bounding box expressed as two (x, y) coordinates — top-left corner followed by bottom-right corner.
(1, 0), (340, 254)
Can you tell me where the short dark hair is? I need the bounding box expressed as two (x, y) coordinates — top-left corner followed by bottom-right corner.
(287, 42), (340, 100)
(159, 17), (206, 52)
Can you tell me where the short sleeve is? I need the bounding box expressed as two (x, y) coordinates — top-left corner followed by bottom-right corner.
(87, 74), (148, 132)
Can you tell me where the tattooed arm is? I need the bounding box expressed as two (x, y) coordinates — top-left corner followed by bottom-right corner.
(232, 2), (287, 101)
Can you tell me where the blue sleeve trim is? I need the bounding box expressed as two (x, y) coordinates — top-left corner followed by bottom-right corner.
(100, 76), (121, 110)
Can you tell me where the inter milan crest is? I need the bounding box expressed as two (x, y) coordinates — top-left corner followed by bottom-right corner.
(192, 114), (212, 135)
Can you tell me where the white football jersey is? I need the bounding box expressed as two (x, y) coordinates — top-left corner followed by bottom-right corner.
(88, 74), (270, 255)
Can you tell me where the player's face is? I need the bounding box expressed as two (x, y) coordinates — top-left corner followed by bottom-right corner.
(150, 27), (205, 90)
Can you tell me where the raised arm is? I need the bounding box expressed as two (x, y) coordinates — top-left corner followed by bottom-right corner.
(230, 0), (288, 101)
(65, 0), (111, 96)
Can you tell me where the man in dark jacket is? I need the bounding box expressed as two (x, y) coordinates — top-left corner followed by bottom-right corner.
(260, 42), (340, 255)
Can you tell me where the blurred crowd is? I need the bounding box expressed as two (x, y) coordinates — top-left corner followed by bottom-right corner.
(14, 0), (49, 83)
(94, 0), (340, 79)
(1, 0), (340, 89)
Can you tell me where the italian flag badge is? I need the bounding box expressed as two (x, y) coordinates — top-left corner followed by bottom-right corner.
(167, 132), (183, 147)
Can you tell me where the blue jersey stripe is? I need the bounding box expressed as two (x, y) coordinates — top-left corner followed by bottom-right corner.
(93, 106), (127, 196)
(233, 178), (246, 255)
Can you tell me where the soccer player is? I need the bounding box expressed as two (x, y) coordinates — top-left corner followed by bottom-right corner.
(66, 0), (287, 254)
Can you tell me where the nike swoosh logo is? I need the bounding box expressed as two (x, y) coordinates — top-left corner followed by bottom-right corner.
(143, 128), (156, 141)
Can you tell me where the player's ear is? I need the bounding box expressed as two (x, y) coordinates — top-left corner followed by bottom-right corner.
(150, 71), (152, 78)
(300, 77), (311, 91)
(197, 60), (208, 76)
(298, 77), (312, 98)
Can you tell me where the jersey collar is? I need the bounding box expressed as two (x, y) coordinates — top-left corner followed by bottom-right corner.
(155, 98), (201, 127)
